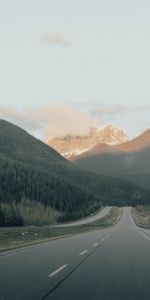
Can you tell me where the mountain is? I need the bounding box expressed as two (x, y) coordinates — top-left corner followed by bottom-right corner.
(74, 129), (150, 190)
(113, 129), (150, 153)
(0, 119), (150, 226)
(94, 125), (129, 145)
(47, 125), (129, 159)
(0, 119), (101, 220)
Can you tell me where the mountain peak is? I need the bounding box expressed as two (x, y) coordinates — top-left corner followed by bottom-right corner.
(90, 124), (128, 146)
(47, 125), (129, 158)
(105, 124), (114, 129)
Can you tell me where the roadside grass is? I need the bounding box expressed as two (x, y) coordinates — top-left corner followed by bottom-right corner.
(131, 206), (150, 228)
(0, 207), (122, 252)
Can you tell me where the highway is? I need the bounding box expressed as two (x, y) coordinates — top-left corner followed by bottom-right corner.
(0, 207), (150, 300)
(53, 206), (112, 227)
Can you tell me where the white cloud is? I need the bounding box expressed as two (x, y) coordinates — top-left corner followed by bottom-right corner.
(91, 104), (150, 118)
(91, 104), (127, 117)
(1, 103), (149, 141)
(0, 104), (99, 140)
(41, 33), (71, 47)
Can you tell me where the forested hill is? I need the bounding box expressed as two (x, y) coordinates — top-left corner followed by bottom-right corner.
(0, 119), (68, 168)
(0, 119), (150, 226)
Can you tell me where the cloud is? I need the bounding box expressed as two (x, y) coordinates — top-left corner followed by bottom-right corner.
(41, 33), (71, 47)
(91, 104), (128, 117)
(0, 106), (41, 131)
(0, 104), (99, 140)
(1, 103), (149, 141)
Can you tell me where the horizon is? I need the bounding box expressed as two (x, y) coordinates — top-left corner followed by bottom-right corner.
(0, 117), (149, 143)
(0, 103), (150, 141)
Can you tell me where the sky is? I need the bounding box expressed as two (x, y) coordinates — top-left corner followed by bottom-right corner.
(0, 0), (150, 140)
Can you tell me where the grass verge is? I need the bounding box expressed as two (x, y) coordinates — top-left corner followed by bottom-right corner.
(131, 206), (150, 228)
(0, 207), (122, 252)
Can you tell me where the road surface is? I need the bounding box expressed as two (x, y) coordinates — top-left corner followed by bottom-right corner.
(0, 207), (150, 300)
(53, 206), (112, 227)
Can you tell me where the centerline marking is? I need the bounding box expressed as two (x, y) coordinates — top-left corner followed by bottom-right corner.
(48, 264), (68, 277)
(93, 243), (99, 247)
(79, 250), (88, 256)
(101, 238), (105, 242)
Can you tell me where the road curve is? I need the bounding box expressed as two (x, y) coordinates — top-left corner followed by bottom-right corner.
(0, 207), (150, 300)
(53, 206), (112, 227)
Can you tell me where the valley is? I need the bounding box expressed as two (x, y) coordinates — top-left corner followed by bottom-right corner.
(0, 120), (150, 227)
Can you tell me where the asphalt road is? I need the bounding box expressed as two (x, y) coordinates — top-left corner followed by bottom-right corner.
(0, 207), (150, 300)
(53, 206), (112, 227)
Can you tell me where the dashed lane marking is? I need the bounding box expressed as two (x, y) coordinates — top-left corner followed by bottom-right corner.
(48, 264), (68, 277)
(79, 250), (88, 256)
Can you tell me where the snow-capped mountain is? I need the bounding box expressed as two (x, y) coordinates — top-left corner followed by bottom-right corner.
(47, 125), (129, 159)
(96, 125), (129, 145)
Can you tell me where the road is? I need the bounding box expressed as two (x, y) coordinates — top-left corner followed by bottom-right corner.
(53, 206), (112, 227)
(0, 207), (150, 300)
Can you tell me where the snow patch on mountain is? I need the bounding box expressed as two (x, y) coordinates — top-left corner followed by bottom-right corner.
(63, 146), (94, 159)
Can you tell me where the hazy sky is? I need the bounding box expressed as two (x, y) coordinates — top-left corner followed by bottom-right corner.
(0, 0), (150, 139)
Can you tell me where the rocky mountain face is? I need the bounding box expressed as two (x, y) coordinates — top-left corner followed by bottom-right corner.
(47, 125), (129, 159)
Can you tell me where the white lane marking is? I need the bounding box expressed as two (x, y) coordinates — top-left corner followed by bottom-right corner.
(138, 231), (150, 241)
(79, 250), (88, 256)
(48, 264), (67, 277)
(93, 243), (99, 247)
(101, 238), (105, 242)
